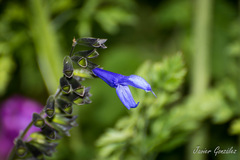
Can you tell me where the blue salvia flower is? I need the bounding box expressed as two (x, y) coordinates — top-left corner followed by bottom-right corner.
(92, 68), (156, 109)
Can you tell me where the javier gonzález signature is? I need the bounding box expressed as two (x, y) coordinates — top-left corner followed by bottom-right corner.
(193, 146), (237, 156)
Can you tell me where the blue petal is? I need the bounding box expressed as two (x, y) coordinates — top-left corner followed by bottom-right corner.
(92, 68), (124, 88)
(116, 85), (139, 110)
(119, 75), (156, 97)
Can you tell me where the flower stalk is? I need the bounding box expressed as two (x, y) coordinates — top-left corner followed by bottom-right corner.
(8, 37), (154, 160)
(8, 37), (107, 160)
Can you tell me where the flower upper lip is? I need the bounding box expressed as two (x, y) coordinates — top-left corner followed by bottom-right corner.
(92, 68), (156, 109)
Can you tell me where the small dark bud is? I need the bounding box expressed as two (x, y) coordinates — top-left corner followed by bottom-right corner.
(52, 123), (72, 136)
(32, 113), (45, 128)
(94, 39), (107, 49)
(87, 49), (99, 58)
(74, 86), (85, 97)
(67, 115), (78, 127)
(73, 49), (99, 59)
(27, 141), (58, 157)
(71, 55), (88, 68)
(42, 125), (57, 140)
(44, 96), (55, 118)
(16, 139), (28, 157)
(78, 38), (107, 49)
(73, 97), (84, 105)
(78, 57), (88, 68)
(73, 49), (95, 57)
(68, 77), (81, 90)
(68, 78), (85, 97)
(60, 77), (71, 93)
(56, 99), (73, 114)
(26, 142), (44, 159)
(86, 60), (99, 70)
(63, 56), (74, 78)
(61, 92), (85, 105)
(54, 115), (78, 127)
(83, 87), (91, 98)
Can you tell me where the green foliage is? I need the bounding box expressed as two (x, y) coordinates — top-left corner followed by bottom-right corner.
(0, 55), (15, 96)
(0, 0), (239, 159)
(96, 52), (239, 159)
(77, 0), (137, 36)
(95, 7), (137, 34)
(96, 54), (187, 160)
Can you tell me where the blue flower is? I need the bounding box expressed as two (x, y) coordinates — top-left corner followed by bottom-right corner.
(92, 68), (156, 109)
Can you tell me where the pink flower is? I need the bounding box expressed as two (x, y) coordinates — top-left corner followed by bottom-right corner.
(0, 95), (42, 159)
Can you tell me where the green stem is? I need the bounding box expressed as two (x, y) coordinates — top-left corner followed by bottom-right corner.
(19, 88), (61, 139)
(69, 38), (77, 57)
(54, 88), (62, 98)
(20, 121), (34, 139)
(191, 0), (212, 95)
(187, 0), (213, 160)
(29, 0), (63, 94)
(8, 88), (61, 159)
(7, 146), (16, 160)
(238, 0), (240, 156)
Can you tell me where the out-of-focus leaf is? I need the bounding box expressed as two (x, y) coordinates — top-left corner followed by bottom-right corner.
(154, 0), (191, 28)
(96, 54), (187, 159)
(135, 53), (186, 92)
(229, 119), (240, 135)
(97, 129), (133, 147)
(49, 0), (75, 14)
(95, 7), (137, 34)
(29, 0), (63, 94)
(0, 55), (15, 95)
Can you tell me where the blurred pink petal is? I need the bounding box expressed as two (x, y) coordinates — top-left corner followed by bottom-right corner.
(0, 95), (43, 159)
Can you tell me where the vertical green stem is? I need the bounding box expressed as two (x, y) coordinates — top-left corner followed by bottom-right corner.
(29, 0), (63, 94)
(188, 0), (213, 160)
(191, 0), (212, 95)
(238, 0), (240, 157)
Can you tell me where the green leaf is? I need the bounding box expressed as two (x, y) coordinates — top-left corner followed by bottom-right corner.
(0, 55), (15, 96)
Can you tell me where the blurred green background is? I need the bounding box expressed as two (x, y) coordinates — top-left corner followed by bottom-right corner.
(0, 0), (240, 159)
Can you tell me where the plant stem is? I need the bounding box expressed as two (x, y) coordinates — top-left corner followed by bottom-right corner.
(20, 121), (34, 139)
(8, 88), (61, 159)
(238, 0), (240, 157)
(54, 88), (62, 98)
(69, 38), (77, 57)
(191, 0), (212, 95)
(29, 0), (62, 94)
(19, 88), (61, 139)
(8, 146), (16, 160)
(187, 0), (213, 160)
